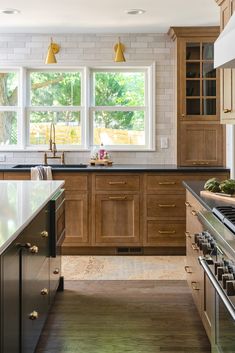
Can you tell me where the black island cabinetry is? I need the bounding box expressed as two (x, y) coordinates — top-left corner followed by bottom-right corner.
(0, 189), (65, 353)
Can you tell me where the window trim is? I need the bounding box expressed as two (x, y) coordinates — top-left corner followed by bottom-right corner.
(0, 63), (155, 152)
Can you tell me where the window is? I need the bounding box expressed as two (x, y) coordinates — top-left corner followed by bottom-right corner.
(0, 64), (155, 151)
(28, 70), (83, 147)
(0, 70), (19, 146)
(91, 69), (152, 149)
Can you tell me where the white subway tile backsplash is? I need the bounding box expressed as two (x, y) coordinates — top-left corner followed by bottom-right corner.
(0, 32), (176, 165)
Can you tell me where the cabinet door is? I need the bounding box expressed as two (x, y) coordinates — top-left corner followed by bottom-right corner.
(1, 243), (20, 353)
(179, 37), (219, 121)
(94, 194), (140, 245)
(180, 122), (224, 166)
(63, 191), (89, 245)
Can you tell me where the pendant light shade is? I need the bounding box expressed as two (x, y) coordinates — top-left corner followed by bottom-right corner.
(114, 39), (126, 62)
(45, 38), (60, 64)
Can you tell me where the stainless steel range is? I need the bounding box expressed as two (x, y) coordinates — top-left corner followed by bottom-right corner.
(198, 206), (235, 353)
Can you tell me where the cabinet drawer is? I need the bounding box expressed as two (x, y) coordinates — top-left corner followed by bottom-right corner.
(95, 174), (140, 191)
(146, 221), (185, 247)
(147, 194), (185, 218)
(53, 172), (88, 191)
(146, 174), (185, 192)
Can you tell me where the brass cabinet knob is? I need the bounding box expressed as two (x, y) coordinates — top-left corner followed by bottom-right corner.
(191, 243), (199, 251)
(41, 230), (48, 238)
(53, 268), (60, 275)
(29, 245), (39, 254)
(185, 231), (191, 238)
(185, 201), (191, 207)
(224, 108), (232, 113)
(40, 288), (49, 296)
(191, 210), (197, 216)
(29, 311), (39, 320)
(191, 281), (200, 291)
(184, 266), (193, 274)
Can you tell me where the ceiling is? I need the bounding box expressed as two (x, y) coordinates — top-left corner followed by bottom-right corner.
(0, 0), (219, 33)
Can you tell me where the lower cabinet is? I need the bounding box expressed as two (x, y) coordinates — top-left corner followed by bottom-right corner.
(0, 192), (64, 353)
(185, 189), (214, 342)
(94, 193), (140, 245)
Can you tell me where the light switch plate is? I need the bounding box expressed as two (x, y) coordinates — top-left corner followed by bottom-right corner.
(160, 137), (168, 149)
(0, 154), (6, 162)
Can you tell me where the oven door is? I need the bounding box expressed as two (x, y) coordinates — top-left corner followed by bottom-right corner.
(199, 257), (235, 353)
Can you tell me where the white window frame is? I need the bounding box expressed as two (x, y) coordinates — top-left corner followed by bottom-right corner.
(90, 64), (155, 151)
(0, 62), (155, 152)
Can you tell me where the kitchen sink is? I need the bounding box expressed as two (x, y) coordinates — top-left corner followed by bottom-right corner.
(13, 164), (88, 169)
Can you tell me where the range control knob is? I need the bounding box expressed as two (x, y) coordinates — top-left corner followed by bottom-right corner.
(222, 273), (234, 289)
(201, 242), (212, 256)
(214, 261), (224, 275)
(226, 281), (235, 296)
(217, 266), (228, 281)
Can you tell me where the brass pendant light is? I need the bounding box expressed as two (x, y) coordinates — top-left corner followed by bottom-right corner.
(114, 38), (126, 62)
(45, 38), (60, 64)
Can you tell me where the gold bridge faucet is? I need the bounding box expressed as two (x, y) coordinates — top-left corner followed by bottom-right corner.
(44, 123), (65, 165)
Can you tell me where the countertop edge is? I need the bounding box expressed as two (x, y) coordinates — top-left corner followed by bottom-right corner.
(0, 180), (64, 255)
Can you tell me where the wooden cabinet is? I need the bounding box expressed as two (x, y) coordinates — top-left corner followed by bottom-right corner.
(169, 26), (225, 166)
(92, 174), (141, 246)
(216, 0), (235, 123)
(180, 122), (225, 166)
(53, 172), (90, 247)
(185, 190), (214, 341)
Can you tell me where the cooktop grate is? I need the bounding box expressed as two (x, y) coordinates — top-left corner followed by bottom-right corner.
(213, 206), (235, 234)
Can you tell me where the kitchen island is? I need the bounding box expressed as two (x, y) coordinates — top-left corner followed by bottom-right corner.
(0, 180), (65, 353)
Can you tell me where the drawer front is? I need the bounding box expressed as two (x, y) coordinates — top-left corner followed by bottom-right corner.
(146, 221), (185, 246)
(147, 194), (185, 218)
(22, 259), (50, 353)
(95, 174), (140, 191)
(21, 205), (50, 274)
(53, 172), (88, 190)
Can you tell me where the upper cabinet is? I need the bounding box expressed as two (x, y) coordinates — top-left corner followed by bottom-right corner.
(169, 27), (225, 166)
(216, 0), (235, 123)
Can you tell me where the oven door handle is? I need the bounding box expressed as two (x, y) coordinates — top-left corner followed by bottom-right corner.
(199, 256), (235, 321)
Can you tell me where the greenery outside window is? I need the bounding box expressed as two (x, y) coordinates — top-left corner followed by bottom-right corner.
(27, 70), (83, 148)
(91, 69), (153, 149)
(0, 71), (19, 146)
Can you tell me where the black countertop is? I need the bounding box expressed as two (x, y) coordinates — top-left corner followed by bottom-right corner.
(183, 181), (234, 211)
(0, 163), (230, 173)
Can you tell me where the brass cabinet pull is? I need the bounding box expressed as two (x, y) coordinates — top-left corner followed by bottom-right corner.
(192, 161), (209, 165)
(224, 108), (232, 113)
(29, 245), (39, 254)
(29, 311), (39, 320)
(108, 181), (126, 185)
(158, 181), (176, 185)
(185, 231), (191, 238)
(191, 243), (199, 251)
(191, 281), (200, 291)
(191, 210), (197, 216)
(158, 204), (176, 208)
(53, 268), (60, 275)
(108, 196), (127, 200)
(41, 230), (48, 238)
(185, 201), (191, 207)
(158, 230), (176, 234)
(40, 288), (49, 296)
(184, 266), (192, 274)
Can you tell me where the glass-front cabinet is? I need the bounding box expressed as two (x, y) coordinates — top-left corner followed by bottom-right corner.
(180, 39), (219, 120)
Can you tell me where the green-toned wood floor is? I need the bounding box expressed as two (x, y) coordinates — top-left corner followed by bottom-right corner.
(35, 280), (211, 353)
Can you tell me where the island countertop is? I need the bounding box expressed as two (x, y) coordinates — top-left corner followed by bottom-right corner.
(0, 180), (64, 255)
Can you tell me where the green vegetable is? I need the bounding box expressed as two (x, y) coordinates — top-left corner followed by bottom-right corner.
(219, 179), (235, 195)
(204, 178), (221, 193)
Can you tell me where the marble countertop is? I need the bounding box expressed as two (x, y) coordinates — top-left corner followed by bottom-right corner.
(0, 163), (230, 173)
(0, 180), (64, 255)
(183, 180), (234, 211)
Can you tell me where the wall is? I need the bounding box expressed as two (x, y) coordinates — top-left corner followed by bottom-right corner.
(0, 33), (176, 165)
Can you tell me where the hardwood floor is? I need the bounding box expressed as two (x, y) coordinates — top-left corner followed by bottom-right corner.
(35, 280), (211, 353)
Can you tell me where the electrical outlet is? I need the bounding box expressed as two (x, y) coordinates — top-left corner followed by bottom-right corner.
(0, 154), (5, 162)
(160, 137), (168, 149)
